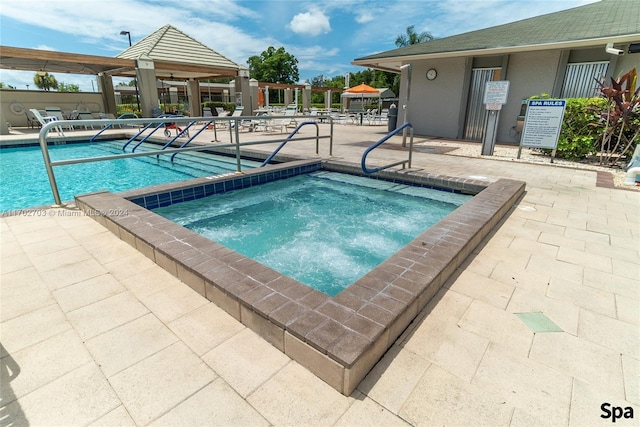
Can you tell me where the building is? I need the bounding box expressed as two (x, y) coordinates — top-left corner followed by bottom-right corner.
(352, 0), (640, 144)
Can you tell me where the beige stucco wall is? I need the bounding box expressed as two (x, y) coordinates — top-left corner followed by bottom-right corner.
(613, 52), (640, 77)
(498, 50), (563, 143)
(0, 89), (105, 128)
(405, 57), (468, 139)
(404, 48), (638, 144)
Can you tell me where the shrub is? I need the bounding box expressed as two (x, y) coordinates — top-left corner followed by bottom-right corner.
(555, 97), (608, 159)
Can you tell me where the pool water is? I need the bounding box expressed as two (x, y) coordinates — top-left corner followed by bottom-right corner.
(154, 171), (471, 296)
(0, 141), (260, 212)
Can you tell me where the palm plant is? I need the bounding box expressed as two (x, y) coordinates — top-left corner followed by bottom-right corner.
(395, 25), (434, 47)
(33, 72), (58, 91)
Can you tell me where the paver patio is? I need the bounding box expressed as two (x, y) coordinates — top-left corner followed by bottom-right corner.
(1, 124), (638, 426)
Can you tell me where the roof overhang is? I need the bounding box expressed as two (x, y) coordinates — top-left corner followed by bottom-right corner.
(0, 45), (242, 80)
(352, 34), (640, 73)
(0, 46), (136, 75)
(120, 59), (240, 80)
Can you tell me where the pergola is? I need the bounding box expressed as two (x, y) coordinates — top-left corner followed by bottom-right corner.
(0, 25), (245, 117)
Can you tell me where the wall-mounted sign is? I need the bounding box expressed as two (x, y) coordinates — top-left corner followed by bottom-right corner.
(484, 81), (510, 110)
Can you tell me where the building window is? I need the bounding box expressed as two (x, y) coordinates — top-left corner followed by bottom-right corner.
(561, 62), (609, 98)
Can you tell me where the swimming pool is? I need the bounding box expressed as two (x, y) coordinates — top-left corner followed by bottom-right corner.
(154, 171), (471, 296)
(0, 141), (260, 212)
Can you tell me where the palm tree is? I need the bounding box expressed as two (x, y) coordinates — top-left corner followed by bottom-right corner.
(33, 72), (58, 91)
(395, 25), (434, 47)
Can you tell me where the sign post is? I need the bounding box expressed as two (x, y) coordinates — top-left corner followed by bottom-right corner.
(481, 81), (510, 156)
(518, 99), (566, 162)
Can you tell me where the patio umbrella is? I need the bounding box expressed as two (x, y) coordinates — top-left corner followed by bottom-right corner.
(344, 83), (381, 112)
(345, 83), (379, 102)
(344, 83), (381, 122)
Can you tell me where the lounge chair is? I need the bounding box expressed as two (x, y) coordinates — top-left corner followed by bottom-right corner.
(228, 106), (245, 129)
(213, 110), (230, 130)
(265, 104), (298, 133)
(99, 112), (121, 128)
(25, 110), (41, 128)
(29, 109), (65, 136)
(77, 112), (95, 129)
(45, 106), (74, 131)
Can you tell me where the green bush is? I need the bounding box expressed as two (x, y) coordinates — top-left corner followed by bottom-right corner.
(554, 97), (608, 159)
(202, 101), (237, 114)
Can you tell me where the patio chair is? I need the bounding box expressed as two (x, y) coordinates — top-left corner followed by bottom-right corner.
(213, 109), (230, 130)
(77, 112), (96, 129)
(99, 112), (121, 128)
(29, 109), (65, 136)
(266, 104), (298, 133)
(45, 106), (74, 131)
(25, 110), (41, 129)
(228, 106), (246, 129)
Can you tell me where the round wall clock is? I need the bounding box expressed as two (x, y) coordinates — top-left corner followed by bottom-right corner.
(426, 68), (437, 80)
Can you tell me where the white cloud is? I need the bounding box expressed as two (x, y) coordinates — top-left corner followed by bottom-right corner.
(289, 9), (331, 36)
(355, 12), (374, 24)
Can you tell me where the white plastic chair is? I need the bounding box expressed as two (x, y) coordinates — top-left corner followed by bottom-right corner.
(45, 106), (73, 131)
(29, 109), (65, 136)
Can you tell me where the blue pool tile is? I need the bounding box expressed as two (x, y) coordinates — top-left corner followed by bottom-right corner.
(158, 192), (171, 205)
(183, 188), (195, 201)
(203, 184), (215, 196)
(144, 195), (159, 209)
(158, 198), (172, 208)
(193, 186), (205, 199)
(214, 182), (225, 193)
(170, 190), (183, 203)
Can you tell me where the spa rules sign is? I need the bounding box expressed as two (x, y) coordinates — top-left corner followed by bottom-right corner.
(521, 99), (566, 149)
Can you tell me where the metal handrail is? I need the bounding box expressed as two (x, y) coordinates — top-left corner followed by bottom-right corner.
(131, 114), (188, 152)
(361, 122), (414, 174)
(260, 120), (322, 167)
(89, 113), (139, 142)
(121, 122), (156, 151)
(170, 120), (215, 161)
(36, 115), (334, 207)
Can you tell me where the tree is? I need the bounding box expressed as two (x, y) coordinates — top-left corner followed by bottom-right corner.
(395, 25), (434, 47)
(309, 75), (326, 87)
(33, 72), (58, 91)
(247, 46), (299, 84)
(57, 82), (80, 92)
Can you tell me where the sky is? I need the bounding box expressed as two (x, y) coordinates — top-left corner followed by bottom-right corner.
(0, 0), (600, 91)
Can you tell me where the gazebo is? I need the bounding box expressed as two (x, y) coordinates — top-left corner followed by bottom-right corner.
(0, 25), (246, 121)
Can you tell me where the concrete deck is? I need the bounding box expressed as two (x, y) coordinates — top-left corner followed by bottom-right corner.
(1, 123), (638, 426)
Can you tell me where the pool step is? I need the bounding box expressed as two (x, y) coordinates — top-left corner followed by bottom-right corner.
(100, 141), (257, 177)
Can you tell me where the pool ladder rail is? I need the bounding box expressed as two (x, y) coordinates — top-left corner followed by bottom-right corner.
(36, 115), (336, 207)
(361, 122), (414, 174)
(90, 113), (139, 143)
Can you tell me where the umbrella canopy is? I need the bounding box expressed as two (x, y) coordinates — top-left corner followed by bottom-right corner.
(344, 83), (380, 94)
(343, 83), (382, 112)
